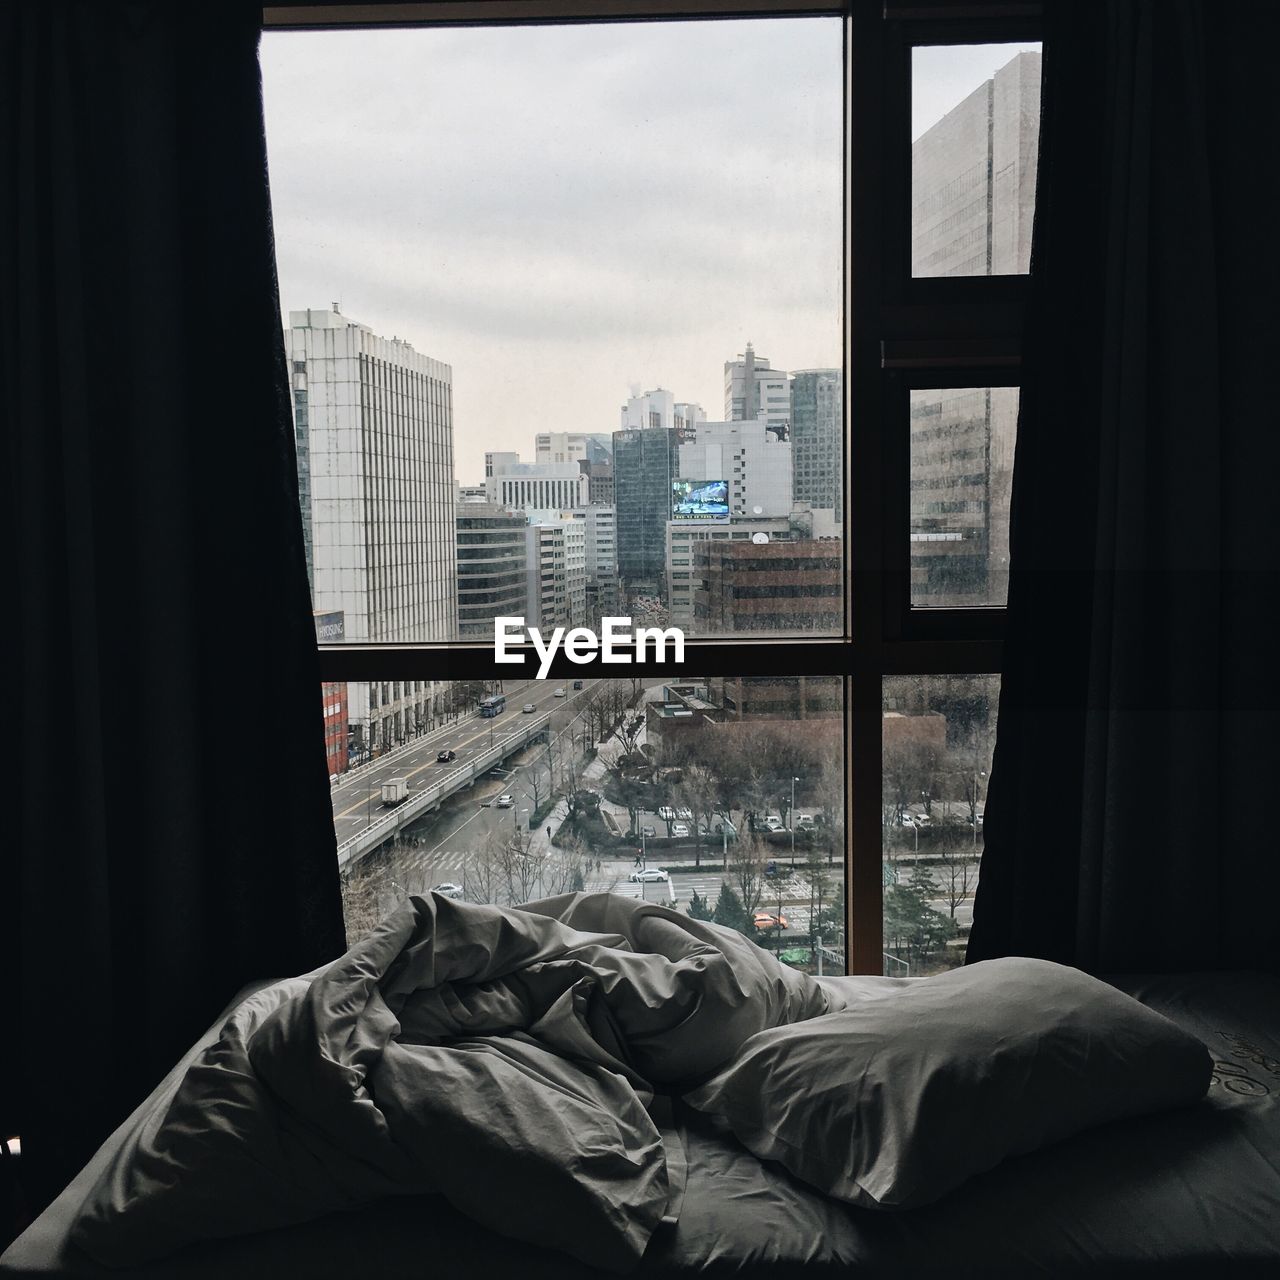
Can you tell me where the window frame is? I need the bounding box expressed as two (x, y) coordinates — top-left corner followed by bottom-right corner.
(268, 0), (1037, 973)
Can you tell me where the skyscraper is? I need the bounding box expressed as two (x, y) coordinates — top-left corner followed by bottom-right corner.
(790, 368), (843, 512)
(289, 305), (456, 751)
(724, 344), (790, 440)
(908, 50), (1039, 603)
(613, 425), (680, 599)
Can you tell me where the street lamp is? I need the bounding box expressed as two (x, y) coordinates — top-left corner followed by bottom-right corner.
(790, 775), (800, 862)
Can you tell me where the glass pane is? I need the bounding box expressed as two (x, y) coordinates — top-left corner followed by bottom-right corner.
(332, 674), (846, 975)
(262, 21), (845, 642)
(882, 674), (999, 975)
(910, 386), (1017, 607)
(912, 43), (1042, 277)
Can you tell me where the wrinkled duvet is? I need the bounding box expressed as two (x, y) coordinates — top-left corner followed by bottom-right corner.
(71, 892), (834, 1273)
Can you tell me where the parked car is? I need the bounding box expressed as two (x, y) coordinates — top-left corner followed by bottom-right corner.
(900, 813), (916, 828)
(553, 687), (566, 697)
(495, 793), (514, 808)
(671, 822), (690, 838)
(914, 812), (932, 828)
(572, 680), (584, 690)
(630, 868), (669, 883)
(432, 882), (464, 900)
(754, 911), (789, 930)
(764, 813), (783, 826)
(657, 805), (675, 821)
(796, 813), (815, 828)
(640, 824), (656, 838)
(522, 703), (536, 713)
(764, 817), (786, 833)
(436, 749), (456, 763)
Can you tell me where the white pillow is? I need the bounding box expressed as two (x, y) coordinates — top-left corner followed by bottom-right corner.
(684, 957), (1212, 1210)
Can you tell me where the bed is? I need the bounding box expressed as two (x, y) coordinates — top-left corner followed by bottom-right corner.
(3, 898), (1278, 1279)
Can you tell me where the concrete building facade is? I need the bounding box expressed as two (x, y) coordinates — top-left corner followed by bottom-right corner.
(484, 453), (588, 511)
(289, 305), (455, 755)
(724, 344), (790, 440)
(524, 517), (587, 631)
(912, 49), (1041, 277)
(678, 416), (792, 518)
(620, 388), (706, 438)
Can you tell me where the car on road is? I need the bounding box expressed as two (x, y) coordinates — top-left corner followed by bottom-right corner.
(657, 805), (675, 821)
(432, 882), (464, 899)
(436, 749), (456, 763)
(671, 822), (690, 838)
(572, 680), (584, 690)
(754, 911), (789, 930)
(495, 793), (514, 808)
(630, 868), (669, 883)
(640, 824), (656, 838)
(553, 687), (566, 697)
(522, 703), (536, 713)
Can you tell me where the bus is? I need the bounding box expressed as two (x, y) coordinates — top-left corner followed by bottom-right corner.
(478, 694), (506, 718)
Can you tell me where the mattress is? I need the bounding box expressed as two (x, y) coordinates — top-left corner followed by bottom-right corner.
(3, 970), (1278, 1278)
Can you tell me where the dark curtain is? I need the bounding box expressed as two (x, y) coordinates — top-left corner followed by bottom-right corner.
(1, 2), (348, 1212)
(968, 0), (1280, 973)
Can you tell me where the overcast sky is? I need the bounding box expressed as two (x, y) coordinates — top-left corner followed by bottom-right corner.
(261, 25), (1035, 485)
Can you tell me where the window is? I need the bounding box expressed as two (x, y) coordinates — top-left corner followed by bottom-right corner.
(265, 0), (1036, 972)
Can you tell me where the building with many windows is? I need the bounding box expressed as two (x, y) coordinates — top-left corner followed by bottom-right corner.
(613, 425), (680, 599)
(694, 536), (843, 634)
(456, 504), (529, 638)
(790, 368), (843, 512)
(573, 504), (618, 623)
(484, 452), (589, 511)
(665, 514), (791, 630)
(723, 344), (790, 440)
(288, 305), (455, 755)
(524, 516), (587, 631)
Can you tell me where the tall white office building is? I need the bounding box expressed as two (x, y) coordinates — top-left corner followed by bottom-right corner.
(289, 305), (456, 752)
(723, 344), (790, 440)
(523, 516), (587, 631)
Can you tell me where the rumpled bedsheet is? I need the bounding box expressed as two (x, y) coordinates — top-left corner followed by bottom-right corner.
(70, 891), (834, 1272)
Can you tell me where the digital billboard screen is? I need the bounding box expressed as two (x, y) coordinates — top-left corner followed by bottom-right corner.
(672, 479), (729, 521)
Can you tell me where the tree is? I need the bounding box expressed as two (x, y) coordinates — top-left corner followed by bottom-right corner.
(611, 709), (646, 760)
(728, 832), (770, 915)
(674, 764), (718, 868)
(687, 889), (714, 921)
(712, 883), (752, 935)
(883, 863), (957, 969)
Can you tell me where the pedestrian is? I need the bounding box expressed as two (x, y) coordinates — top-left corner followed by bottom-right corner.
(547, 826), (553, 840)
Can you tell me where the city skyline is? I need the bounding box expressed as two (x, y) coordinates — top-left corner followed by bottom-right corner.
(260, 18), (844, 482)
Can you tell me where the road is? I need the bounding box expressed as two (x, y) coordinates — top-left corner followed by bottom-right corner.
(330, 676), (600, 847)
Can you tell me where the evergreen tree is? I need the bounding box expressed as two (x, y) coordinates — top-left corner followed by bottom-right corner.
(687, 889), (714, 921)
(712, 883), (752, 935)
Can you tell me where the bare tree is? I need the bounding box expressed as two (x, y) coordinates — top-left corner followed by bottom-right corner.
(728, 832), (770, 915)
(463, 834), (505, 906)
(339, 858), (383, 945)
(674, 763), (718, 868)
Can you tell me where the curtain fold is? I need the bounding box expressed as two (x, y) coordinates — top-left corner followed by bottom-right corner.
(2, 1), (347, 1211)
(968, 0), (1280, 973)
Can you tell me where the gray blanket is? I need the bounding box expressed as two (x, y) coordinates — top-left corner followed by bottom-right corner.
(70, 892), (833, 1272)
